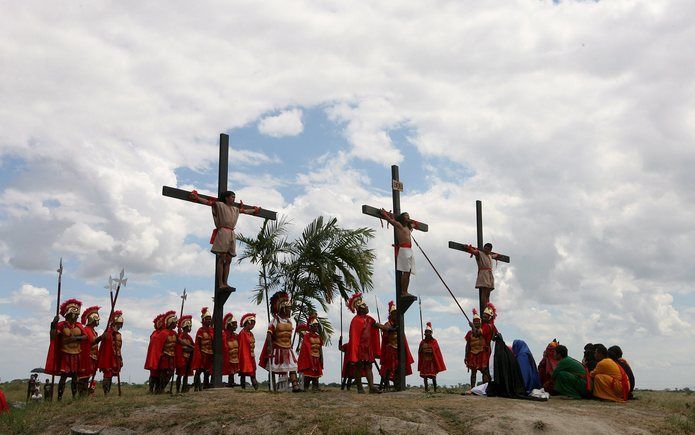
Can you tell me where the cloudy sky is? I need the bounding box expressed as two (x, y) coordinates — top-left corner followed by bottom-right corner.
(1, 0), (693, 389)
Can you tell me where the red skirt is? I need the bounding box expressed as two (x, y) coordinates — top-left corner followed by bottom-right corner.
(158, 354), (175, 371)
(227, 362), (239, 375)
(380, 346), (398, 373)
(466, 350), (490, 370)
(59, 353), (81, 375)
(301, 356), (323, 378)
(199, 352), (214, 372)
(176, 357), (194, 376)
(419, 358), (438, 377)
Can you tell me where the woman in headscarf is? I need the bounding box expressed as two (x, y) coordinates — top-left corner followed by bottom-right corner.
(512, 339), (541, 394)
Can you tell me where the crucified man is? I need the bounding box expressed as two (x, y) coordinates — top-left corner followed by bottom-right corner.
(190, 190), (259, 289)
(380, 209), (417, 300)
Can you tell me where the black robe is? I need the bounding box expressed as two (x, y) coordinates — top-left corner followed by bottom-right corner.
(486, 334), (529, 399)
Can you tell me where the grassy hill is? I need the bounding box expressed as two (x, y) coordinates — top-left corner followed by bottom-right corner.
(1, 382), (694, 434)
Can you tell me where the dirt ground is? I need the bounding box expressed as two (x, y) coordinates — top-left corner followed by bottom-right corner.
(1, 383), (694, 434)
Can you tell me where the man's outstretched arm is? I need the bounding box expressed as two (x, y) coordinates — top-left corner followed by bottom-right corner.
(379, 209), (402, 228)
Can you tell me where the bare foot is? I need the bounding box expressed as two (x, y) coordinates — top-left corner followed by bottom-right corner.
(401, 292), (417, 300)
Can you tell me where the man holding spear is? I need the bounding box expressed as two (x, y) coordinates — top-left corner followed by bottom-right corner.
(46, 258), (63, 401)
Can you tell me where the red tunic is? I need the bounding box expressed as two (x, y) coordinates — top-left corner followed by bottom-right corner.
(80, 325), (99, 379)
(238, 329), (256, 376)
(97, 327), (122, 377)
(379, 324), (414, 377)
(175, 331), (194, 376)
(465, 324), (492, 370)
(347, 314), (380, 363)
(418, 337), (446, 377)
(297, 332), (323, 378)
(190, 326), (214, 372)
(45, 321), (91, 376)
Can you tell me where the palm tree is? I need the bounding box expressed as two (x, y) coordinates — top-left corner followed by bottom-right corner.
(237, 215), (375, 345)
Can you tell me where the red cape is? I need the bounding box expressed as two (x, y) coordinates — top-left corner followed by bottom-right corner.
(238, 329), (256, 376)
(347, 314), (380, 363)
(418, 337), (446, 374)
(144, 329), (167, 370)
(44, 321), (91, 375)
(175, 331), (194, 375)
(0, 389), (8, 413)
(190, 326), (214, 370)
(297, 332), (323, 373)
(97, 327), (120, 373)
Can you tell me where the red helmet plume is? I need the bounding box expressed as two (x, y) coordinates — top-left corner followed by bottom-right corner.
(80, 305), (100, 325)
(347, 293), (363, 313)
(60, 298), (82, 317)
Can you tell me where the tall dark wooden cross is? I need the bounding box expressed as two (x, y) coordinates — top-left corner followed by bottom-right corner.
(448, 200), (510, 315)
(162, 133), (277, 388)
(362, 164), (428, 391)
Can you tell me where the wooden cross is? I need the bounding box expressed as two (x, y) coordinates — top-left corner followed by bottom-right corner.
(362, 164), (428, 392)
(448, 200), (510, 315)
(162, 133), (277, 388)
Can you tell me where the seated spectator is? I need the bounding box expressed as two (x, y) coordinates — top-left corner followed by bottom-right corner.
(486, 334), (528, 399)
(583, 343), (597, 371)
(590, 344), (629, 402)
(607, 345), (635, 399)
(512, 339), (541, 394)
(551, 344), (590, 399)
(538, 339), (559, 393)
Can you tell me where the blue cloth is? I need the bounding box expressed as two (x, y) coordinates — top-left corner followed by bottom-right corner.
(512, 339), (541, 394)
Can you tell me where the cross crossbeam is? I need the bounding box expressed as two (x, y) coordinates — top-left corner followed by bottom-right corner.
(448, 241), (510, 263)
(162, 186), (277, 221)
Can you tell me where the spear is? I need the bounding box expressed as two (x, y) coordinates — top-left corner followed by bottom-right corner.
(179, 288), (187, 320)
(418, 298), (424, 340)
(49, 258), (63, 401)
(104, 276), (114, 310)
(108, 268), (127, 396)
(168, 288), (187, 394)
(107, 268), (127, 325)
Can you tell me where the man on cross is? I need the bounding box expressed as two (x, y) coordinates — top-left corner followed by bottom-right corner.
(189, 190), (260, 289)
(468, 243), (499, 310)
(379, 209), (417, 300)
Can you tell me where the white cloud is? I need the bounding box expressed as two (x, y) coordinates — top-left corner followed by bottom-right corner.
(0, 0), (693, 388)
(258, 109), (304, 137)
(10, 284), (51, 312)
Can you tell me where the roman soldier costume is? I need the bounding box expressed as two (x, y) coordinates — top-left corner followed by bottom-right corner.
(155, 310), (178, 393)
(191, 307), (214, 390)
(79, 306), (101, 385)
(97, 310), (124, 395)
(45, 298), (91, 400)
(297, 314), (323, 391)
(346, 293), (381, 394)
(175, 314), (194, 393)
(259, 291), (300, 391)
(144, 313), (165, 393)
(418, 321), (446, 392)
(379, 301), (414, 389)
(238, 313), (258, 389)
(222, 313), (240, 387)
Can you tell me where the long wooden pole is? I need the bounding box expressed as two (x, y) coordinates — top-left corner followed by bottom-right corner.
(50, 258), (63, 401)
